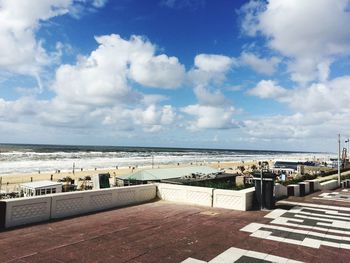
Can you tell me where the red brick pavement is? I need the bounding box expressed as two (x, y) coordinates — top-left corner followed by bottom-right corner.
(0, 193), (350, 263)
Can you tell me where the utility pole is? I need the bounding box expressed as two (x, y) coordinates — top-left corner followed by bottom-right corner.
(73, 162), (75, 175)
(151, 154), (154, 169)
(338, 134), (341, 186)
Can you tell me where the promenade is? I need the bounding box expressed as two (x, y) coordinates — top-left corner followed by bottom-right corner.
(1, 188), (350, 262)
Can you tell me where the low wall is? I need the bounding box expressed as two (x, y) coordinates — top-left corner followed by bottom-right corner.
(306, 179), (320, 191)
(51, 184), (156, 219)
(320, 179), (338, 190)
(157, 183), (255, 211)
(299, 182), (310, 196)
(213, 187), (254, 211)
(0, 184), (156, 229)
(341, 179), (350, 188)
(287, 184), (300, 197)
(2, 196), (51, 228)
(275, 184), (287, 199)
(156, 183), (213, 207)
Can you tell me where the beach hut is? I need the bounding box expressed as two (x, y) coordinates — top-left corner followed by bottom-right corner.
(20, 180), (62, 197)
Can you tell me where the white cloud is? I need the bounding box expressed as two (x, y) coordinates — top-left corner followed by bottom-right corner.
(99, 104), (177, 132)
(240, 0), (350, 84)
(193, 85), (228, 106)
(0, 0), (108, 78)
(240, 52), (280, 75)
(249, 76), (350, 114)
(91, 0), (108, 8)
(129, 54), (185, 89)
(53, 34), (185, 107)
(0, 0), (73, 76)
(181, 104), (237, 130)
(248, 80), (288, 99)
(184, 53), (239, 131)
(188, 54), (236, 86)
(194, 54), (234, 72)
(243, 111), (350, 143)
(245, 76), (350, 144)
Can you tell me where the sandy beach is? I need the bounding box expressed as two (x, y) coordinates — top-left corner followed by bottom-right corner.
(0, 160), (264, 193)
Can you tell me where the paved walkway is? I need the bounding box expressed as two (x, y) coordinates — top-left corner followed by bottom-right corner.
(1, 190), (350, 262)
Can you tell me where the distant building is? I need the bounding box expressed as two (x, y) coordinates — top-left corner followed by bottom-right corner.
(20, 180), (62, 197)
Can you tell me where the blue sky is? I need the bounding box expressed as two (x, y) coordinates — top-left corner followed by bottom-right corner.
(1, 0), (350, 152)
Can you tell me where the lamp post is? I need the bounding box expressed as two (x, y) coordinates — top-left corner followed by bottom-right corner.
(338, 134), (341, 186)
(260, 166), (263, 210)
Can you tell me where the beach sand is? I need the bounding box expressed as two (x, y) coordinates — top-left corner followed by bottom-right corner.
(0, 160), (264, 192)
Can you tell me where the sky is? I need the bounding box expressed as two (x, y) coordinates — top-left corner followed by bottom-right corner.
(0, 0), (350, 152)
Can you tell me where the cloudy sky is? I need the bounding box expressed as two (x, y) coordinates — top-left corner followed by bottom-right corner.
(0, 0), (349, 152)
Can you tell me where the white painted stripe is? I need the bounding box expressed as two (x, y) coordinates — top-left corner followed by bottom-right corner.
(182, 258), (207, 263)
(207, 247), (304, 263)
(240, 222), (264, 233)
(277, 201), (350, 211)
(293, 214), (350, 228)
(295, 210), (350, 221)
(301, 237), (321, 248)
(265, 254), (288, 263)
(241, 223), (349, 245)
(209, 247), (247, 263)
(265, 209), (288, 219)
(250, 230), (272, 239)
(313, 197), (350, 203)
(300, 206), (350, 217)
(270, 218), (350, 237)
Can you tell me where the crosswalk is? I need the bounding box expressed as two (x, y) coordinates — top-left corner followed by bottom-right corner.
(240, 202), (350, 250)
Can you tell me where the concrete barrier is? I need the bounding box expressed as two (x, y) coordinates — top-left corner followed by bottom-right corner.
(1, 196), (51, 228)
(157, 183), (213, 207)
(298, 182), (310, 196)
(320, 179), (338, 190)
(0, 185), (156, 228)
(51, 184), (156, 219)
(274, 184), (287, 199)
(306, 179), (320, 192)
(287, 184), (300, 197)
(341, 179), (350, 188)
(213, 187), (255, 211)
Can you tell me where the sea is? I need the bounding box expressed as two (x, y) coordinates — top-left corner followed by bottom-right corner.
(0, 143), (332, 175)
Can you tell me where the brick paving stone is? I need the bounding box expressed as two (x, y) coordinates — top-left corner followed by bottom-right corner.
(1, 190), (350, 263)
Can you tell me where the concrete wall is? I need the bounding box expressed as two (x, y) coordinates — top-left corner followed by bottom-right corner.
(299, 182), (310, 195)
(156, 183), (213, 207)
(320, 179), (338, 190)
(306, 179), (320, 191)
(287, 184), (300, 197)
(213, 187), (255, 211)
(0, 184), (156, 229)
(157, 183), (255, 211)
(275, 184), (287, 199)
(2, 196), (51, 228)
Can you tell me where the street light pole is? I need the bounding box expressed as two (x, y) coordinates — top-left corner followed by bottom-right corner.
(338, 134), (341, 186)
(260, 167), (263, 210)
